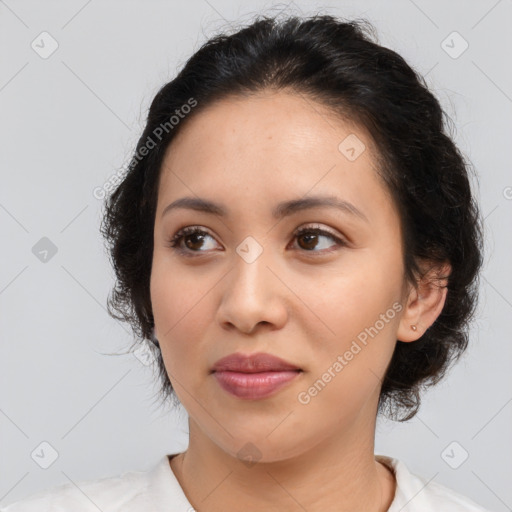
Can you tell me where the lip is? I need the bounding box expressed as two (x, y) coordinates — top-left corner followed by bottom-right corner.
(211, 352), (302, 400)
(211, 352), (301, 373)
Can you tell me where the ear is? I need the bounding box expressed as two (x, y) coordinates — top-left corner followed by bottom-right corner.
(397, 261), (451, 342)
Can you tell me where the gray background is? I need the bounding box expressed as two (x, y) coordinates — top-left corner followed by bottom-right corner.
(0, 0), (510, 510)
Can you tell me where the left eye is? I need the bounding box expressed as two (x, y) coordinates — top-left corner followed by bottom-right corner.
(166, 225), (346, 256)
(291, 226), (344, 253)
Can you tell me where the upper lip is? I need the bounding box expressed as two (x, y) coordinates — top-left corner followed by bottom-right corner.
(211, 352), (301, 373)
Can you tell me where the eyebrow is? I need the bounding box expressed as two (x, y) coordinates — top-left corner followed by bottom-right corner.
(161, 195), (369, 223)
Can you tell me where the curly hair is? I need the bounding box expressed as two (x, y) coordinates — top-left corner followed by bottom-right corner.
(100, 13), (484, 422)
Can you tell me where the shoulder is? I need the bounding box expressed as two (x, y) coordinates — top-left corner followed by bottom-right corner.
(0, 465), (152, 512)
(376, 455), (495, 512)
(414, 476), (492, 511)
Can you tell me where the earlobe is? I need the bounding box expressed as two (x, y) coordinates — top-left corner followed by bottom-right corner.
(396, 284), (422, 342)
(396, 262), (451, 343)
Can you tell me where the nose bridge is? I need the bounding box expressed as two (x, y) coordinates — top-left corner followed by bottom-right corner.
(230, 235), (275, 300)
(217, 236), (286, 332)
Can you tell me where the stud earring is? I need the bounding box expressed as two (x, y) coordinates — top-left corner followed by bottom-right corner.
(411, 325), (417, 331)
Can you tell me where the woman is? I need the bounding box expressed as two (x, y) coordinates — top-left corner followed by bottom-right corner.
(2, 13), (491, 512)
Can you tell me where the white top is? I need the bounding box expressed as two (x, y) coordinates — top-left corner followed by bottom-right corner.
(0, 453), (493, 511)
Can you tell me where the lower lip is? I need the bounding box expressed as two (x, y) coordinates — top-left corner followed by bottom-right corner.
(213, 370), (301, 399)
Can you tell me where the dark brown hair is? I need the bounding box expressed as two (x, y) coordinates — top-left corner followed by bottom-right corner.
(100, 13), (484, 421)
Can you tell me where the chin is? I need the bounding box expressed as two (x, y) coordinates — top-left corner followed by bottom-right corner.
(213, 435), (308, 466)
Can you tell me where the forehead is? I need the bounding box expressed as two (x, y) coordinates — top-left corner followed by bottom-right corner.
(157, 90), (394, 224)
(163, 90), (373, 168)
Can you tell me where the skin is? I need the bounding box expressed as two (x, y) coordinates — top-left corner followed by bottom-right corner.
(150, 90), (450, 512)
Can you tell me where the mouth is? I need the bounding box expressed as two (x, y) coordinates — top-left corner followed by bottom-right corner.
(211, 352), (303, 400)
(211, 352), (302, 373)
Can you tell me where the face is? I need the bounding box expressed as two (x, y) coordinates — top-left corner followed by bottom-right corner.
(150, 90), (410, 462)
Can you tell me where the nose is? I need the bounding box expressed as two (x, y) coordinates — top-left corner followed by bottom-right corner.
(216, 248), (288, 335)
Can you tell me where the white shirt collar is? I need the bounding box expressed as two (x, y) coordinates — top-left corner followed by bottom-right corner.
(122, 453), (489, 511)
(3, 453), (488, 511)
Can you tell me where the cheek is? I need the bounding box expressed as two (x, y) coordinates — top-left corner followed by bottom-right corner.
(150, 258), (215, 378)
(303, 256), (402, 377)
(316, 255), (401, 330)
(296, 307), (398, 424)
(151, 254), (207, 333)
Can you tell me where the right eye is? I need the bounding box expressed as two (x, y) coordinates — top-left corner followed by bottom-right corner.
(166, 226), (221, 257)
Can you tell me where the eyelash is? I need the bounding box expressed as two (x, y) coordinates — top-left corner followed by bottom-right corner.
(165, 225), (347, 257)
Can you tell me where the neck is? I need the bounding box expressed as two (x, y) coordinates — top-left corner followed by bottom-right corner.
(169, 408), (396, 511)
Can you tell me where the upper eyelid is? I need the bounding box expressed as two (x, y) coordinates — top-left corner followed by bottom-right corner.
(293, 224), (341, 238)
(174, 223), (341, 239)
